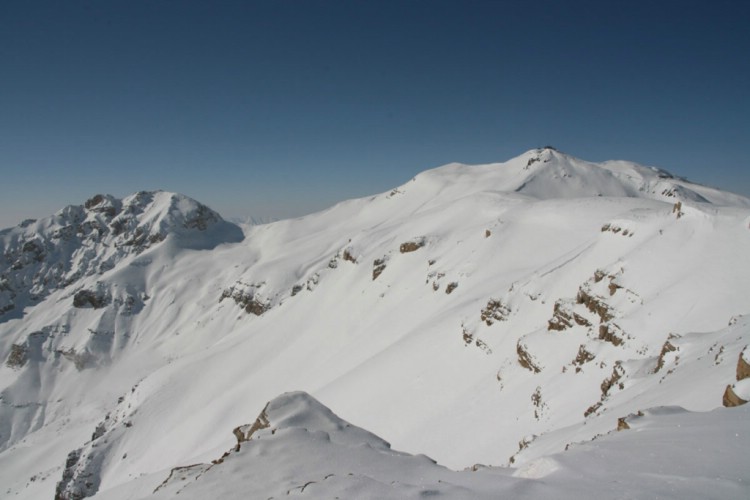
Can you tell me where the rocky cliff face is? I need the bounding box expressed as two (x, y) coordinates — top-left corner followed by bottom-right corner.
(0, 191), (242, 321)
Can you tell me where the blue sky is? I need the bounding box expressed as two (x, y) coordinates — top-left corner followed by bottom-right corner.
(1, 0), (749, 228)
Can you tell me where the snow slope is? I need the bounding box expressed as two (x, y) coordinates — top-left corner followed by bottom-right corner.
(1, 148), (748, 499)
(97, 392), (750, 500)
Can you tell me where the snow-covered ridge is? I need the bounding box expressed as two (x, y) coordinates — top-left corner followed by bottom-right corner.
(405, 148), (750, 207)
(98, 391), (750, 500)
(1, 151), (749, 499)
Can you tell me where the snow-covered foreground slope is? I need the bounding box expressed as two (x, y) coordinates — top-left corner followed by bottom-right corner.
(1, 148), (749, 499)
(98, 391), (750, 500)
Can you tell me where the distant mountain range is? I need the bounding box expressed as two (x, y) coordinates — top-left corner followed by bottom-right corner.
(1, 148), (748, 499)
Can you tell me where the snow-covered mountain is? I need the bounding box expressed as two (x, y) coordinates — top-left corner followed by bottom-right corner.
(1, 148), (749, 499)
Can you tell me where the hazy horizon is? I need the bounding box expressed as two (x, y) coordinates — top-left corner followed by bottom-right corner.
(2, 0), (749, 229)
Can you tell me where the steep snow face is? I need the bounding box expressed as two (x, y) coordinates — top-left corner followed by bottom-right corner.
(0, 151), (749, 499)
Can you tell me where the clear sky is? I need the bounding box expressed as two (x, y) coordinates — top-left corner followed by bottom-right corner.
(1, 0), (749, 229)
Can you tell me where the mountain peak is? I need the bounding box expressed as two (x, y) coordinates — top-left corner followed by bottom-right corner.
(407, 150), (749, 208)
(0, 191), (242, 319)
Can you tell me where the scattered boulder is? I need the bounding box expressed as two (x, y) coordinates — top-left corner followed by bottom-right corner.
(342, 248), (357, 264)
(445, 282), (458, 294)
(399, 238), (426, 253)
(672, 201), (684, 219)
(372, 257), (387, 280)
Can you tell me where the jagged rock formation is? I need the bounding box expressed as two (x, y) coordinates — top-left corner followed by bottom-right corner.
(0, 191), (242, 321)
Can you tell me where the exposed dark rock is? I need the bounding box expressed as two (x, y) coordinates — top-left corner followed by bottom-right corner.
(481, 299), (510, 326)
(342, 248), (357, 264)
(654, 336), (679, 373)
(291, 285), (303, 297)
(617, 417), (630, 431)
(723, 384), (747, 407)
(548, 299), (591, 331)
(584, 402), (602, 418)
(737, 350), (750, 381)
(84, 194), (105, 210)
(399, 238), (425, 253)
(6, 343), (28, 368)
(445, 282), (458, 294)
(55, 449), (82, 500)
(572, 345), (595, 368)
(221, 285), (269, 316)
(600, 223), (634, 237)
(372, 257), (387, 280)
(672, 201), (684, 219)
(73, 289), (110, 309)
(577, 288), (615, 323)
(601, 362), (625, 398)
(183, 203), (218, 230)
(517, 341), (541, 373)
(462, 328), (473, 345)
(598, 322), (625, 346)
(233, 403), (271, 451)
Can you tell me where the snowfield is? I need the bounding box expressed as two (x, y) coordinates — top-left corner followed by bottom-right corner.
(1, 148), (748, 499)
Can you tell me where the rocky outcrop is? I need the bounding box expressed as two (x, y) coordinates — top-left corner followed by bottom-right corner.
(598, 322), (626, 347)
(576, 287), (615, 323)
(221, 282), (270, 316)
(722, 348), (750, 408)
(601, 223), (634, 237)
(372, 257), (387, 280)
(73, 288), (111, 309)
(233, 403), (271, 451)
(722, 385), (747, 407)
(572, 344), (595, 371)
(654, 335), (680, 373)
(481, 299), (511, 326)
(600, 362), (625, 398)
(737, 348), (750, 381)
(342, 248), (357, 264)
(399, 237), (426, 253)
(548, 299), (591, 331)
(6, 343), (28, 368)
(55, 386), (141, 499)
(517, 341), (542, 373)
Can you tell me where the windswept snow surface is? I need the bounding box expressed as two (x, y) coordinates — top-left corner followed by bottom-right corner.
(98, 392), (750, 500)
(1, 149), (749, 499)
